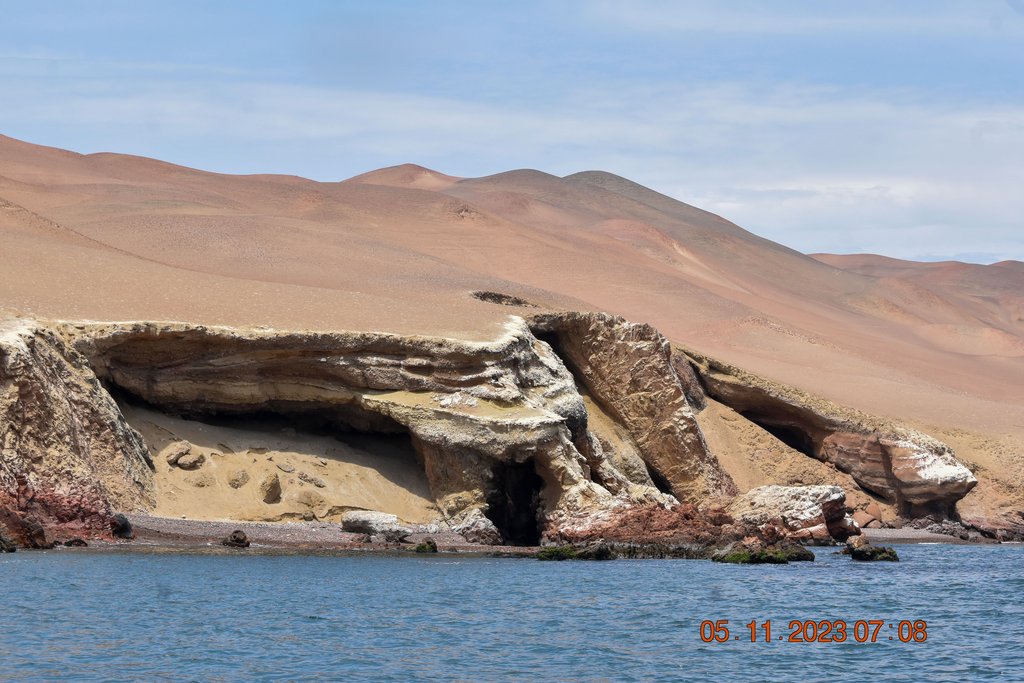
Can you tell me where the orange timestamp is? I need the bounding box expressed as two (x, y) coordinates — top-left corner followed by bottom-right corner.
(699, 619), (928, 643)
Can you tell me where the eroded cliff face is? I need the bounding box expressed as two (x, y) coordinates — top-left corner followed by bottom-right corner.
(62, 315), (694, 544)
(0, 321), (153, 545)
(0, 310), (985, 548)
(682, 349), (977, 515)
(530, 312), (737, 504)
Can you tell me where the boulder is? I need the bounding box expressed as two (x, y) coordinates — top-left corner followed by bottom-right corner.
(165, 442), (191, 467)
(712, 538), (815, 564)
(846, 534), (869, 550)
(450, 508), (502, 545)
(221, 530), (250, 548)
(110, 513), (134, 539)
(259, 473), (282, 504)
(415, 538), (438, 553)
(298, 471), (326, 488)
(26, 521), (56, 548)
(0, 511), (54, 548)
(185, 471), (215, 488)
(62, 538), (88, 547)
(341, 511), (411, 542)
(294, 489), (326, 512)
(853, 509), (876, 528)
(574, 542), (618, 560)
(176, 451), (206, 470)
(729, 484), (860, 544)
(228, 470), (250, 489)
(884, 439), (976, 507)
(847, 537), (899, 562)
(0, 530), (16, 552)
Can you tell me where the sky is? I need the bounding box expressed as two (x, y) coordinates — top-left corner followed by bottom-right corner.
(1, 0), (1022, 263)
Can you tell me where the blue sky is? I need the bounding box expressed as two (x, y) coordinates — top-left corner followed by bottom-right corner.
(2, 1), (1022, 262)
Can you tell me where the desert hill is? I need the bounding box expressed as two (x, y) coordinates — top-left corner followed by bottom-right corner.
(1, 134), (1021, 538)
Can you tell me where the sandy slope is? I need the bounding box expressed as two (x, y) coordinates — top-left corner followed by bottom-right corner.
(1, 134), (1021, 524)
(124, 404), (438, 524)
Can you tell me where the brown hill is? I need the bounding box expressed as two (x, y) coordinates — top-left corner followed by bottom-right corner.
(2, 134), (1021, 534)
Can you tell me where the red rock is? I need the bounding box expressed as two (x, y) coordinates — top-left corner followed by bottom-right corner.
(552, 503), (743, 548)
(1, 325), (152, 544)
(853, 510), (876, 527)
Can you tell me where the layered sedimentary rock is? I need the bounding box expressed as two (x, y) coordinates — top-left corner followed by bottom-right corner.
(0, 321), (153, 545)
(61, 314), (700, 544)
(530, 312), (736, 503)
(682, 349), (977, 513)
(728, 484), (859, 544)
(1, 309), (981, 548)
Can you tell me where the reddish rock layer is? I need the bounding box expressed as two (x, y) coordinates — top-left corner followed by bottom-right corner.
(0, 323), (153, 545)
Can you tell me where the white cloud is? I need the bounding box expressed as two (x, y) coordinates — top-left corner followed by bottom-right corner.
(1, 57), (1021, 262)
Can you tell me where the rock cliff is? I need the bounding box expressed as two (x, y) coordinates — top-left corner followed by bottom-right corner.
(0, 311), (985, 548)
(0, 321), (153, 545)
(29, 314), (708, 544)
(682, 349), (977, 514)
(530, 312), (736, 503)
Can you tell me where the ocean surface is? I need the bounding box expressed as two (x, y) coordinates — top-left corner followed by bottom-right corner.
(3, 544), (1023, 682)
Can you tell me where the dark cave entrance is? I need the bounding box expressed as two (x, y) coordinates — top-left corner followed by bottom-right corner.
(486, 459), (543, 546)
(739, 412), (819, 458)
(644, 462), (674, 495)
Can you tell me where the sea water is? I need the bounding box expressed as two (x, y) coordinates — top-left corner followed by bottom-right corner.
(2, 544), (1022, 682)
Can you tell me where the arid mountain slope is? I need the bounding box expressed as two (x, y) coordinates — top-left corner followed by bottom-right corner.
(1, 134), (1021, 536)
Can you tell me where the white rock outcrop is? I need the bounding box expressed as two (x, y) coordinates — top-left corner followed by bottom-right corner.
(729, 484), (860, 544)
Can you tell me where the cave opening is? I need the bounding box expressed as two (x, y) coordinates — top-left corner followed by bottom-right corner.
(485, 459), (543, 546)
(644, 462), (674, 495)
(103, 383), (436, 520)
(739, 412), (818, 458)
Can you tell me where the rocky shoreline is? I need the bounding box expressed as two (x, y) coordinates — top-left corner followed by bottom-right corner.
(124, 513), (519, 554)
(1, 512), (996, 563)
(2, 313), (1006, 558)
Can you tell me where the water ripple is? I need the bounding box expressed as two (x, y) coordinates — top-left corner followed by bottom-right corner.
(1, 545), (1022, 681)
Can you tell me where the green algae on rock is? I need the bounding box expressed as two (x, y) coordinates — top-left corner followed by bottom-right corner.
(712, 542), (815, 565)
(850, 545), (899, 562)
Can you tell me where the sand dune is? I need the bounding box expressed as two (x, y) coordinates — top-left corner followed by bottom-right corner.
(1, 133), (1021, 527)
